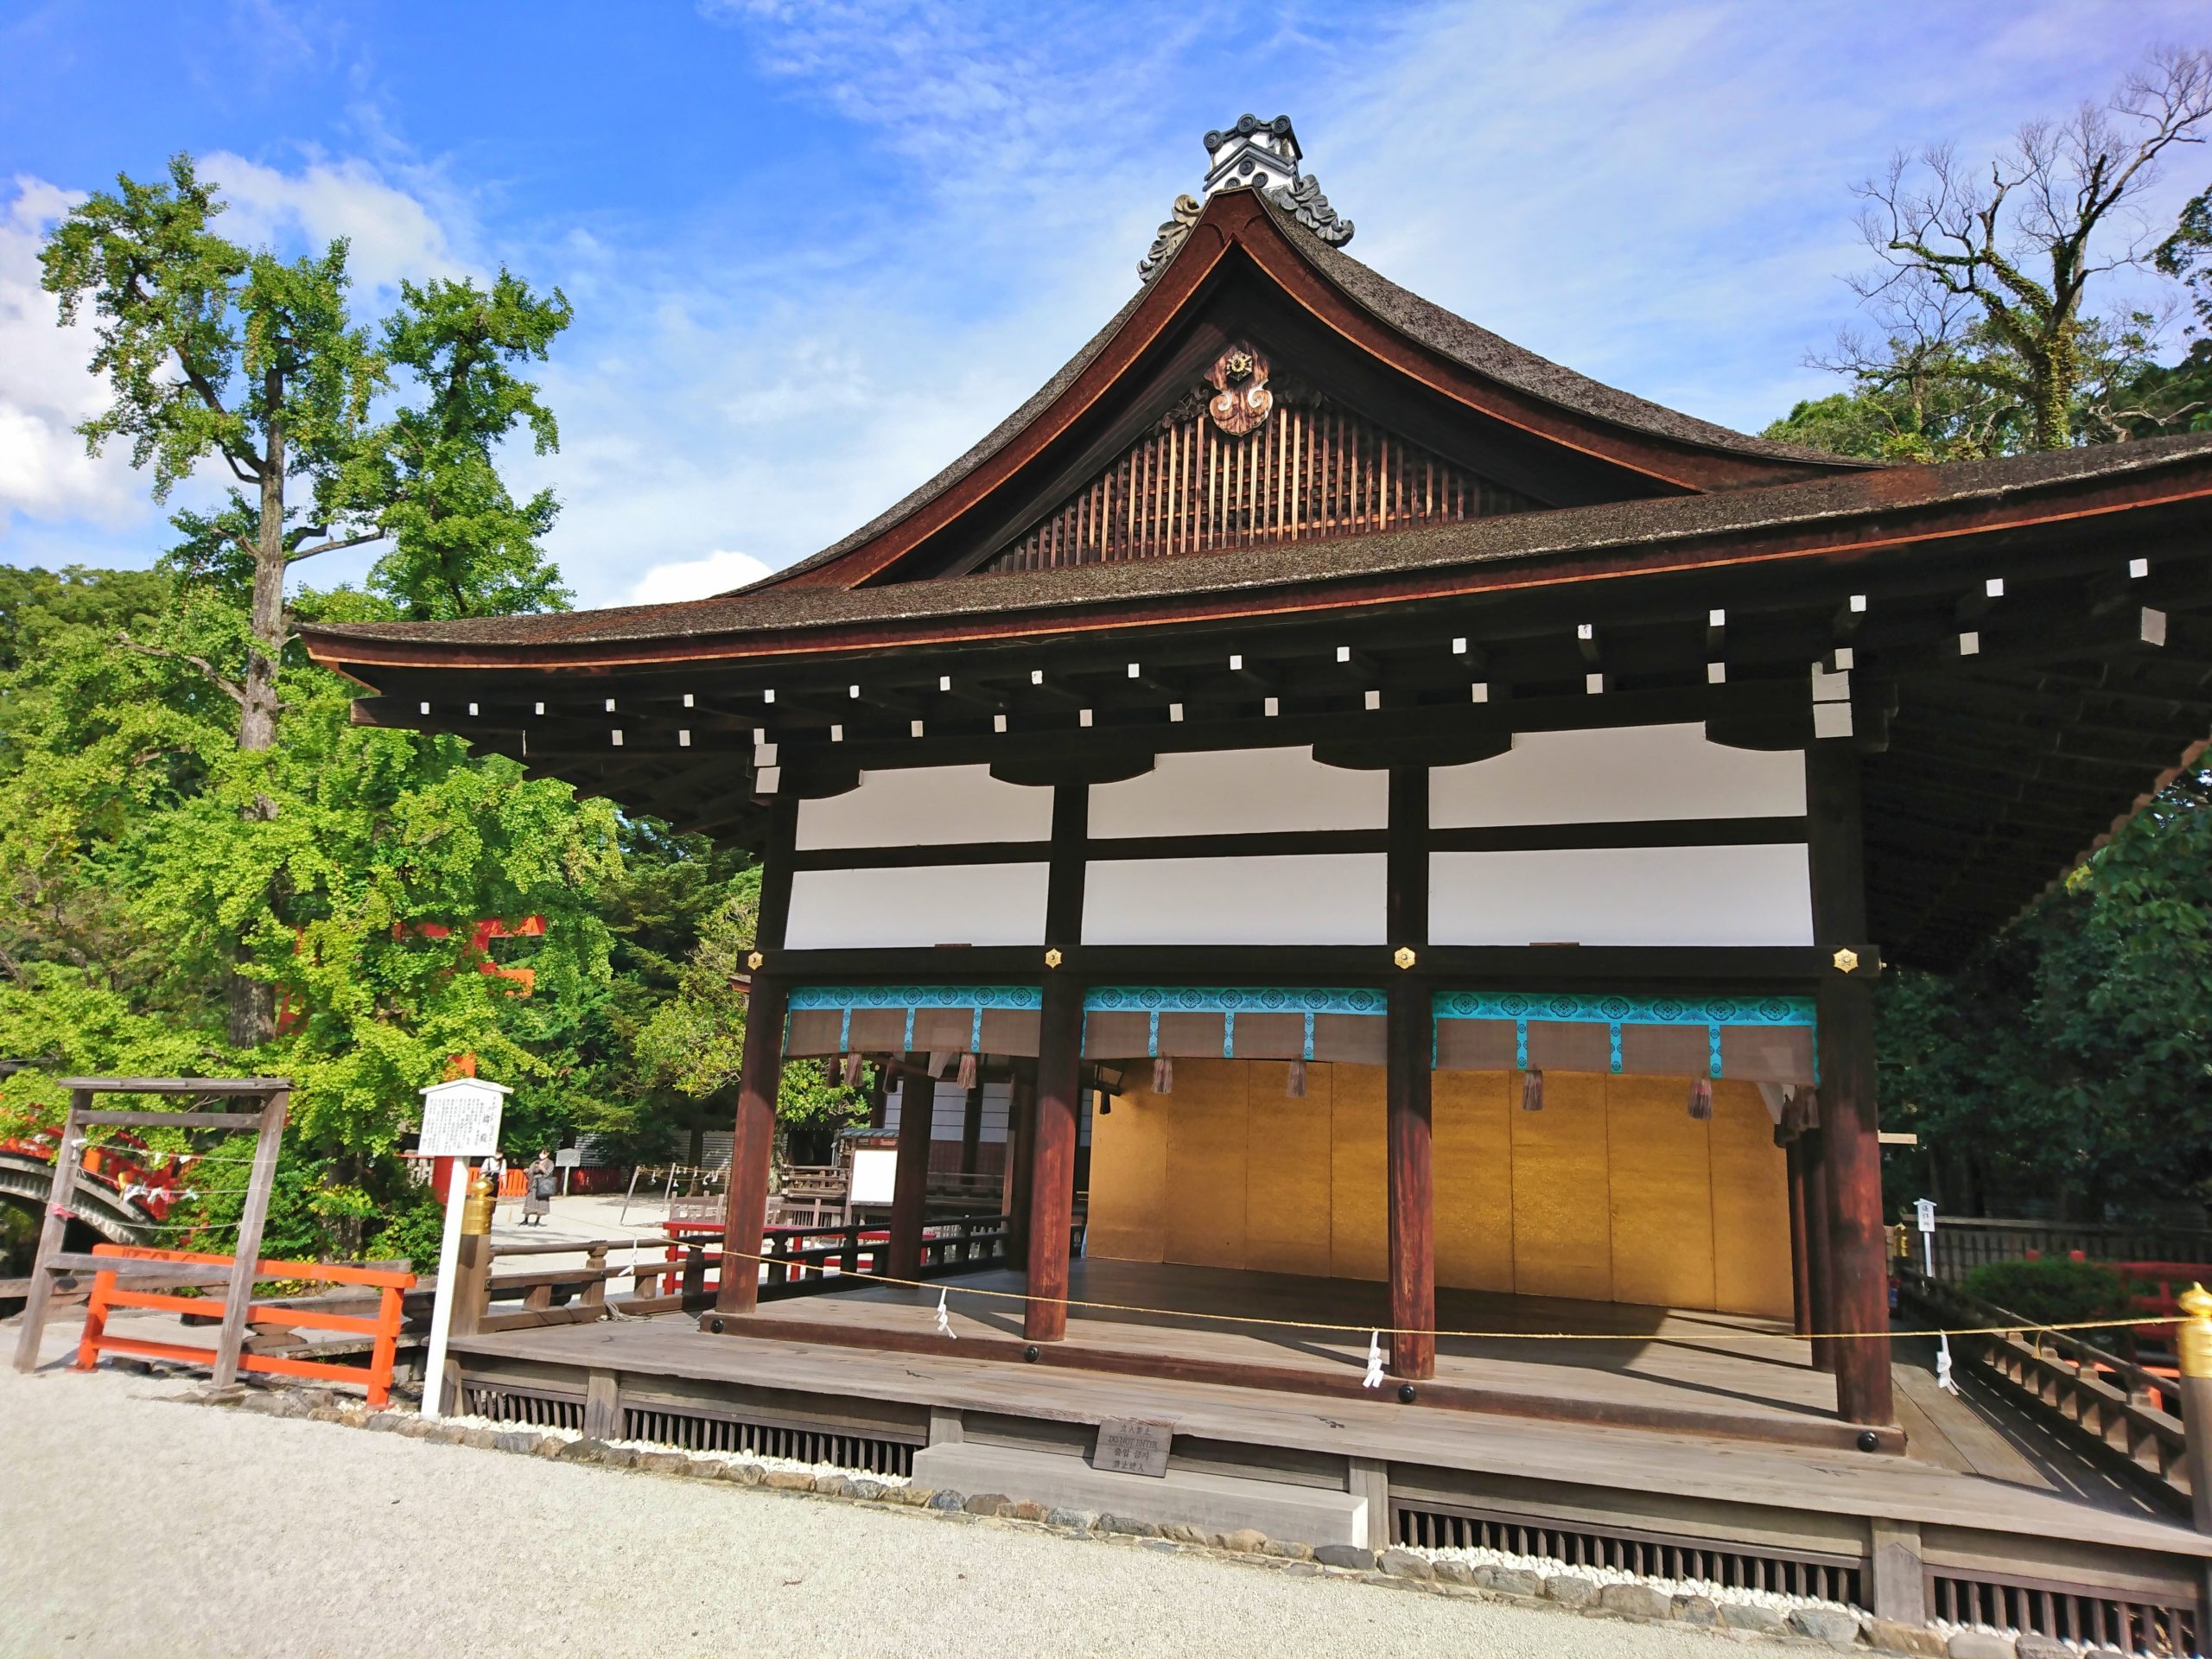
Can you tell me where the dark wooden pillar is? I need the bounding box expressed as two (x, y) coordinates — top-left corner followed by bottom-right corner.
(1808, 744), (1893, 1427)
(714, 974), (785, 1315)
(1004, 1071), (1035, 1256)
(1024, 975), (1084, 1342)
(887, 1062), (936, 1281)
(1785, 1133), (1814, 1338)
(1803, 1125), (1837, 1371)
(1024, 780), (1087, 1343)
(1385, 764), (1435, 1381)
(959, 1079), (984, 1176)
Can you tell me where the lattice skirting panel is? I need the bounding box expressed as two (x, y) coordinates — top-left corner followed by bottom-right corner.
(1392, 1498), (1866, 1609)
(1929, 1567), (2198, 1656)
(462, 1382), (587, 1433)
(620, 1402), (917, 1478)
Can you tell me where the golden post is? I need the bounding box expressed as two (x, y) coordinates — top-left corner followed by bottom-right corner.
(2179, 1283), (2212, 1536)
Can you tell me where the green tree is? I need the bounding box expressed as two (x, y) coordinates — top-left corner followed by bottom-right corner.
(1878, 766), (2212, 1221)
(41, 154), (573, 1042)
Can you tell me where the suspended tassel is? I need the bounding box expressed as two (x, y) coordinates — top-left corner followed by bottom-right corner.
(1363, 1330), (1386, 1389)
(1688, 1077), (1713, 1121)
(1152, 1055), (1174, 1094)
(1286, 1059), (1306, 1098)
(842, 1052), (864, 1088)
(1521, 1069), (1545, 1112)
(956, 1051), (977, 1090)
(934, 1287), (955, 1339)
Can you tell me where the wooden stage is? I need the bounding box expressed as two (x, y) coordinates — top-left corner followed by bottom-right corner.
(715, 1261), (1861, 1449)
(449, 1259), (2212, 1629)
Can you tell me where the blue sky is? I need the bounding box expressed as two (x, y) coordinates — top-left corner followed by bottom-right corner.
(2, 0), (2206, 607)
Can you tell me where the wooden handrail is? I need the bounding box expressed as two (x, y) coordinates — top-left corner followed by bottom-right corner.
(1902, 1269), (2190, 1510)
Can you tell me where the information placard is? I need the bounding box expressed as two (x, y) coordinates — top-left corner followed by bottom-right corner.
(554, 1147), (583, 1169)
(1090, 1417), (1173, 1478)
(417, 1079), (508, 1159)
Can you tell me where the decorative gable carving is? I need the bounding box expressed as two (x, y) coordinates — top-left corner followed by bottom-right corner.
(980, 379), (1537, 575)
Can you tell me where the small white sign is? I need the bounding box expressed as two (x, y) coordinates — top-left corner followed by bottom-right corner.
(416, 1077), (512, 1159)
(554, 1147), (583, 1169)
(848, 1146), (898, 1206)
(1915, 1198), (1937, 1235)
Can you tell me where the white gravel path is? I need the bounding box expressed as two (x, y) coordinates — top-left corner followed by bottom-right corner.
(0, 1355), (1774, 1659)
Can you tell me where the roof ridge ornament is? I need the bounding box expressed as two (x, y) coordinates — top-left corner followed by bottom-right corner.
(1137, 194), (1201, 283)
(1267, 173), (1352, 248)
(1138, 114), (1352, 281)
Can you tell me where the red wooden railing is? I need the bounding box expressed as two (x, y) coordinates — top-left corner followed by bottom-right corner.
(73, 1244), (415, 1407)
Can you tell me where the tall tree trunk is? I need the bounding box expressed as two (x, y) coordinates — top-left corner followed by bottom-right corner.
(2028, 321), (2079, 451)
(227, 374), (286, 1051)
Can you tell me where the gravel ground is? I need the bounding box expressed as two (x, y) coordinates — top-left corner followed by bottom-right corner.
(0, 1357), (1758, 1659)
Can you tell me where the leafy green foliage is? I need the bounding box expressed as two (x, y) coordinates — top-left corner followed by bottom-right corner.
(1961, 1259), (2133, 1331)
(1878, 768), (2212, 1220)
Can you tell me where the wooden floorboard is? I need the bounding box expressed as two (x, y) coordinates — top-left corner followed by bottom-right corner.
(744, 1260), (1840, 1428)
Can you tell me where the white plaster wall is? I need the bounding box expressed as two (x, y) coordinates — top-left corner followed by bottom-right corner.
(1089, 747), (1386, 839)
(795, 764), (1053, 849)
(1083, 853), (1387, 944)
(1430, 844), (1814, 946)
(1429, 724), (1805, 827)
(783, 864), (1048, 950)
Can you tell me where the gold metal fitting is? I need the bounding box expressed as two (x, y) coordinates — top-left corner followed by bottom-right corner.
(746, 950), (764, 971)
(1044, 948), (1064, 969)
(1393, 946), (1418, 970)
(461, 1185), (496, 1236)
(1832, 947), (1859, 974)
(2179, 1283), (2212, 1378)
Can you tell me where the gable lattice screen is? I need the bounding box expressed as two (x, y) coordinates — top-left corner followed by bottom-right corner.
(982, 398), (1535, 574)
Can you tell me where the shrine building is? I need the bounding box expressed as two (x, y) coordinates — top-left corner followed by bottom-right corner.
(302, 113), (2212, 1458)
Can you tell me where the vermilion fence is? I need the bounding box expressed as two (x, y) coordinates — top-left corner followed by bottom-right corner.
(73, 1244), (415, 1407)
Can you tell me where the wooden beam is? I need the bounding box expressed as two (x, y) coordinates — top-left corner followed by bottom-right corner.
(12, 1090), (89, 1375)
(212, 1090), (289, 1388)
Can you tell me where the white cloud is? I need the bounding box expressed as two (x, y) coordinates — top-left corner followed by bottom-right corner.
(0, 178), (151, 535)
(198, 149), (471, 294)
(626, 547), (772, 604)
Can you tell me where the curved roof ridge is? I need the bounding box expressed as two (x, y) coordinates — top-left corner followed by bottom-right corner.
(1267, 194), (1860, 469)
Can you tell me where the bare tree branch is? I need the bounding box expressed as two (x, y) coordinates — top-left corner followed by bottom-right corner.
(285, 530), (385, 564)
